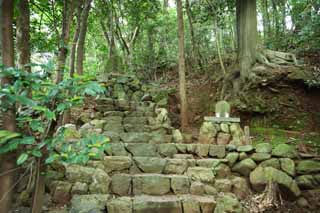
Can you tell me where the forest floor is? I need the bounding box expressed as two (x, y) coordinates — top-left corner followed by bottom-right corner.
(162, 53), (320, 155)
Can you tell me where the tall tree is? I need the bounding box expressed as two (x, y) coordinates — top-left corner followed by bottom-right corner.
(76, 0), (93, 75)
(70, 0), (84, 77)
(176, 0), (188, 130)
(0, 0), (16, 212)
(56, 0), (75, 83)
(17, 0), (31, 72)
(236, 0), (258, 81)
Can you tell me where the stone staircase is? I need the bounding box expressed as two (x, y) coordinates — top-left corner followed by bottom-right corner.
(46, 94), (250, 213)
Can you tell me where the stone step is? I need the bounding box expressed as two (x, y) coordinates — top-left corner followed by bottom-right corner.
(89, 156), (231, 178)
(70, 194), (217, 213)
(106, 143), (229, 158)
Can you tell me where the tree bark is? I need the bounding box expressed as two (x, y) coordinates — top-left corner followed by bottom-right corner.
(0, 1), (16, 212)
(56, 0), (75, 83)
(236, 0), (258, 81)
(76, 0), (92, 75)
(17, 0), (31, 72)
(69, 0), (83, 77)
(176, 0), (189, 130)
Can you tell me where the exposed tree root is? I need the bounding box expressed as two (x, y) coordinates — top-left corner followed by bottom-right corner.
(257, 48), (300, 68)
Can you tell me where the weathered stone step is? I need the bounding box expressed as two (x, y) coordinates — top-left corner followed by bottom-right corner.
(70, 194), (217, 213)
(106, 143), (228, 158)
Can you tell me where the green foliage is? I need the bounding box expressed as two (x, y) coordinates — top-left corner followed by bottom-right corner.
(0, 64), (106, 165)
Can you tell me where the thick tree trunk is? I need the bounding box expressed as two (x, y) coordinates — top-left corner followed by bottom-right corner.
(176, 0), (189, 130)
(0, 1), (16, 212)
(236, 0), (258, 81)
(185, 0), (202, 71)
(17, 0), (31, 72)
(76, 0), (92, 75)
(69, 0), (83, 77)
(56, 0), (75, 83)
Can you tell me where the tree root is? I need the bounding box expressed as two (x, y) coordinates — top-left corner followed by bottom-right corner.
(257, 48), (300, 68)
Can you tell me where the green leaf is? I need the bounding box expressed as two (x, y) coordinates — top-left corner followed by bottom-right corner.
(17, 153), (29, 165)
(45, 154), (59, 164)
(20, 137), (35, 145)
(0, 130), (21, 145)
(31, 150), (42, 157)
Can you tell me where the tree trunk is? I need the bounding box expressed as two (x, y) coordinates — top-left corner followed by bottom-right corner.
(17, 0), (31, 72)
(185, 0), (203, 71)
(0, 1), (16, 212)
(214, 20), (226, 74)
(176, 0), (189, 130)
(56, 0), (75, 83)
(76, 0), (92, 75)
(69, 0), (83, 77)
(236, 0), (258, 81)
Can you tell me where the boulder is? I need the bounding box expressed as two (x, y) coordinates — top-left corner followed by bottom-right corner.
(199, 122), (217, 144)
(296, 174), (320, 189)
(120, 132), (151, 143)
(232, 158), (257, 176)
(126, 143), (158, 157)
(172, 129), (183, 143)
(134, 157), (167, 173)
(260, 158), (280, 169)
(133, 174), (170, 195)
(225, 152), (239, 167)
(190, 182), (205, 195)
(70, 194), (110, 213)
(216, 133), (231, 145)
(296, 160), (320, 174)
(187, 167), (215, 183)
(171, 175), (190, 194)
(214, 194), (245, 213)
(164, 159), (188, 174)
(249, 166), (301, 197)
(133, 196), (182, 213)
(214, 179), (232, 192)
(279, 158), (295, 176)
(111, 174), (131, 196)
(104, 156), (132, 173)
(195, 144), (210, 157)
(71, 182), (88, 195)
(158, 144), (178, 157)
(51, 181), (72, 205)
(272, 144), (298, 158)
(231, 176), (250, 199)
(237, 145), (254, 152)
(255, 143), (272, 153)
(251, 153), (271, 162)
(209, 145), (226, 158)
(66, 165), (96, 183)
(107, 197), (132, 213)
(220, 123), (230, 133)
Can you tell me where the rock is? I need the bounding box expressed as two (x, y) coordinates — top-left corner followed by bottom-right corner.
(171, 175), (190, 194)
(107, 197), (132, 213)
(209, 145), (226, 158)
(204, 185), (218, 195)
(111, 174), (131, 196)
(126, 143), (158, 157)
(104, 156), (132, 173)
(230, 123), (244, 137)
(216, 133), (231, 145)
(260, 158), (280, 169)
(183, 133), (193, 143)
(176, 144), (187, 153)
(199, 122), (217, 144)
(214, 194), (244, 213)
(120, 132), (151, 143)
(238, 152), (248, 160)
(279, 158), (295, 176)
(164, 159), (188, 174)
(296, 160), (320, 174)
(90, 119), (107, 129)
(51, 181), (72, 205)
(61, 124), (81, 141)
(231, 176), (250, 199)
(226, 144), (237, 152)
(187, 167), (215, 183)
(195, 144), (210, 157)
(89, 169), (111, 194)
(172, 129), (183, 143)
(182, 199), (201, 213)
(197, 159), (221, 168)
(297, 197), (309, 208)
(220, 123), (230, 133)
(108, 143), (128, 156)
(70, 194), (110, 213)
(296, 174), (320, 189)
(174, 154), (193, 159)
(250, 166), (301, 197)
(71, 182), (88, 195)
(103, 131), (121, 143)
(134, 157), (166, 173)
(133, 174), (170, 195)
(213, 163), (232, 178)
(272, 144), (298, 158)
(237, 145), (254, 152)
(251, 153), (271, 162)
(190, 182), (205, 195)
(225, 152), (239, 167)
(103, 116), (123, 132)
(255, 143), (272, 153)
(232, 158), (257, 176)
(199, 197), (216, 213)
(66, 165), (96, 183)
(133, 196), (182, 213)
(158, 144), (178, 157)
(214, 179), (232, 192)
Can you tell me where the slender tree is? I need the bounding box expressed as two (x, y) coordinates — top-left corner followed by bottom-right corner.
(0, 1), (16, 212)
(176, 0), (188, 130)
(76, 0), (93, 75)
(236, 0), (258, 81)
